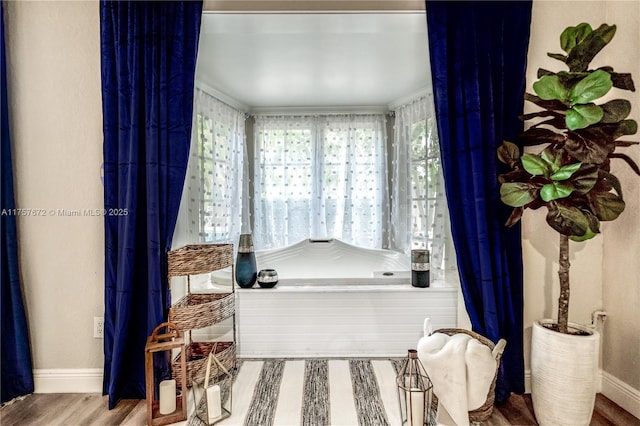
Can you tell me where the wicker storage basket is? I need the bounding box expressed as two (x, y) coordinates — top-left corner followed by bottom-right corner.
(167, 243), (235, 331)
(169, 292), (235, 331)
(172, 341), (235, 388)
(429, 328), (507, 423)
(167, 244), (237, 389)
(167, 244), (233, 279)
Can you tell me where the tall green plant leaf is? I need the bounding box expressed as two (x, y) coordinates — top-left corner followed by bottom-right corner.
(614, 140), (640, 147)
(569, 210), (600, 241)
(575, 120), (638, 144)
(541, 182), (574, 201)
(505, 207), (524, 227)
(588, 192), (626, 220)
(519, 127), (565, 146)
(521, 111), (567, 130)
(569, 165), (599, 193)
(569, 70), (613, 105)
(533, 75), (569, 102)
(596, 67), (636, 91)
(537, 68), (554, 78)
(569, 227), (598, 242)
(560, 23), (593, 54)
(550, 162), (582, 181)
(600, 99), (632, 123)
(541, 147), (564, 173)
(522, 154), (550, 176)
(566, 121), (638, 163)
(566, 24), (616, 72)
(500, 182), (539, 207)
(542, 67), (635, 91)
(566, 104), (604, 130)
(556, 70), (592, 87)
(498, 170), (533, 184)
(566, 120), (637, 163)
(585, 210), (601, 234)
(532, 116), (571, 131)
(524, 92), (568, 112)
(520, 111), (555, 121)
(565, 134), (613, 163)
(547, 53), (568, 63)
(497, 141), (521, 167)
(612, 120), (638, 139)
(599, 170), (623, 199)
(609, 72), (636, 91)
(546, 203), (591, 236)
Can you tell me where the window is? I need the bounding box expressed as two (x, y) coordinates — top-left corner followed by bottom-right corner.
(185, 91), (456, 283)
(185, 89), (247, 244)
(391, 96), (456, 281)
(408, 113), (441, 249)
(253, 115), (388, 249)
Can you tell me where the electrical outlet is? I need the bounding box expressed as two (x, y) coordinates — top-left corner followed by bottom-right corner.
(94, 317), (104, 338)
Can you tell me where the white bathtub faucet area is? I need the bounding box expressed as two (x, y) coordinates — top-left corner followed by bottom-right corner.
(254, 238), (411, 281)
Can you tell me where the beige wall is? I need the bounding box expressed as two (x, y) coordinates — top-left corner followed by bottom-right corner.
(525, 0), (640, 390)
(598, 0), (640, 392)
(4, 0), (639, 396)
(4, 1), (104, 370)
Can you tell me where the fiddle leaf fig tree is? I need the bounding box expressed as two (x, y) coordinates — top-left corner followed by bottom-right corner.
(497, 23), (639, 334)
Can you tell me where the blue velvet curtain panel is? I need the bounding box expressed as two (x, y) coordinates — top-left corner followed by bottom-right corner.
(1, 1), (35, 404)
(426, 1), (532, 400)
(100, 0), (202, 408)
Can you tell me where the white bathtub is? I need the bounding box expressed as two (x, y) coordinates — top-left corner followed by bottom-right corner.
(254, 238), (411, 281)
(234, 239), (458, 357)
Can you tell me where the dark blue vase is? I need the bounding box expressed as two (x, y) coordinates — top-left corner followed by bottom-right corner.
(235, 234), (257, 288)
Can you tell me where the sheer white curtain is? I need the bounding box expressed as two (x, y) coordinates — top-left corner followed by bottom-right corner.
(391, 95), (456, 281)
(253, 114), (388, 250)
(184, 89), (248, 244)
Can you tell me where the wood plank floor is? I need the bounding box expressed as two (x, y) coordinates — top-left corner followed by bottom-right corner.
(1, 392), (637, 426)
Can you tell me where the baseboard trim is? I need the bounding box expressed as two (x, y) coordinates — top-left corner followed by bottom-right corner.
(33, 369), (103, 394)
(33, 366), (639, 420)
(601, 371), (640, 419)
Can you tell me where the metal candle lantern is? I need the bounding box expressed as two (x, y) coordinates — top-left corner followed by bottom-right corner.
(397, 349), (434, 426)
(195, 350), (233, 425)
(145, 322), (187, 426)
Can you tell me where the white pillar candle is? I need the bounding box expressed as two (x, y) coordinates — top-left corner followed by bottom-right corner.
(159, 379), (176, 415)
(206, 384), (222, 423)
(406, 389), (425, 426)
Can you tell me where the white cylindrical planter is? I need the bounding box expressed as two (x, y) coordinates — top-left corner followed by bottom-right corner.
(531, 319), (600, 426)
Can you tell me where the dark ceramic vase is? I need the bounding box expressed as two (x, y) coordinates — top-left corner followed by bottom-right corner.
(411, 249), (430, 288)
(235, 234), (257, 288)
(257, 269), (279, 288)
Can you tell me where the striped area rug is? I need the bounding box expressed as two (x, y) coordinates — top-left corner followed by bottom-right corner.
(187, 358), (409, 426)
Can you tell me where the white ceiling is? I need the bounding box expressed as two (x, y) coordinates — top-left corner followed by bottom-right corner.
(195, 13), (431, 112)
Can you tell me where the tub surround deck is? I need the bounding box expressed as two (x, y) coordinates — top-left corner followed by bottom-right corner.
(236, 282), (457, 358)
(204, 239), (458, 358)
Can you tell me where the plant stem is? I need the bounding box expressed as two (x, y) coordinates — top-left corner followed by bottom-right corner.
(558, 233), (570, 334)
